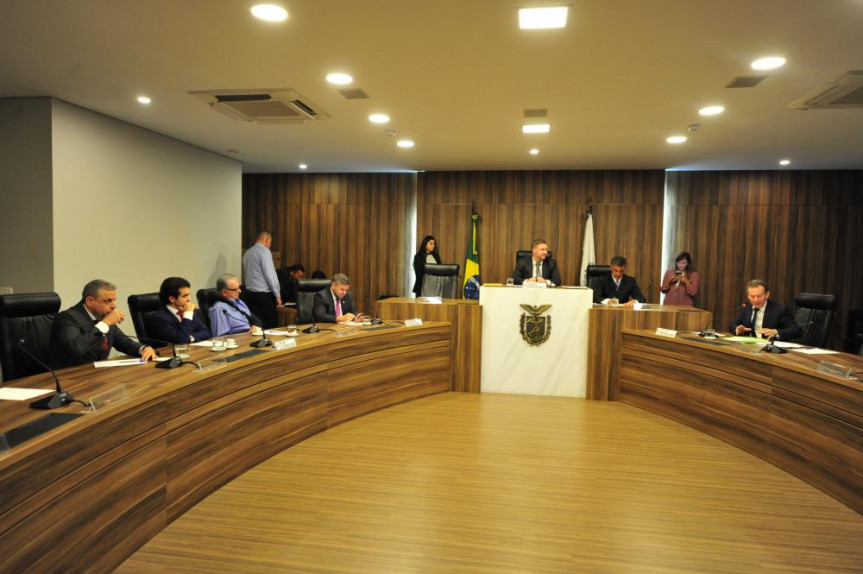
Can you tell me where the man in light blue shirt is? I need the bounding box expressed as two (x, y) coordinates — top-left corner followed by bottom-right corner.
(209, 274), (264, 337)
(242, 230), (282, 328)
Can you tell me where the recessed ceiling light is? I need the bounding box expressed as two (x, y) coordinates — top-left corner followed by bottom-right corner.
(299, 164), (308, 170)
(522, 124), (550, 134)
(666, 135), (687, 144)
(751, 56), (786, 70)
(326, 73), (353, 85)
(397, 140), (415, 148)
(529, 148), (540, 155)
(250, 4), (288, 22)
(137, 96), (151, 105)
(779, 159), (791, 166)
(519, 7), (568, 29)
(699, 105), (724, 116)
(369, 113), (390, 124)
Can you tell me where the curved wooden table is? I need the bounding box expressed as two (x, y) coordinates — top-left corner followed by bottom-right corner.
(0, 323), (451, 573)
(617, 329), (863, 513)
(587, 305), (711, 399)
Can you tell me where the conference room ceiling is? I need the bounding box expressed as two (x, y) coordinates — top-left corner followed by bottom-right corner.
(1, 1), (862, 173)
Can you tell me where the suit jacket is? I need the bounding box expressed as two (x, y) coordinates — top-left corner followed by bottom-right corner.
(512, 257), (562, 286)
(590, 274), (645, 304)
(313, 289), (356, 323)
(51, 301), (143, 369)
(145, 305), (211, 344)
(732, 299), (802, 340)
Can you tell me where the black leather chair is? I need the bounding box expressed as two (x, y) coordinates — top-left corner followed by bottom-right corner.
(296, 278), (333, 323)
(0, 292), (61, 382)
(585, 264), (611, 282)
(196, 288), (220, 330)
(792, 293), (837, 348)
(127, 292), (166, 348)
(515, 249), (553, 266)
(421, 263), (460, 299)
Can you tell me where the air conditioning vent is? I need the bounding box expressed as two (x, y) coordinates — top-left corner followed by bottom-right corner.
(788, 71), (863, 110)
(188, 88), (329, 123)
(726, 76), (767, 89)
(337, 88), (370, 100)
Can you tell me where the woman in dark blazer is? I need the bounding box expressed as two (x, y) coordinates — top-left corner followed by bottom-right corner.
(412, 235), (441, 297)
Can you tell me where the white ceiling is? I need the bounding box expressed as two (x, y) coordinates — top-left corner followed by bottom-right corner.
(2, 0), (862, 173)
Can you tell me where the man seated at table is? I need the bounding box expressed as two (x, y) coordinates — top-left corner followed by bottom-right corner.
(313, 273), (362, 323)
(209, 273), (264, 337)
(51, 279), (158, 369)
(146, 276), (211, 344)
(590, 255), (645, 306)
(732, 279), (802, 341)
(279, 263), (306, 304)
(512, 239), (562, 286)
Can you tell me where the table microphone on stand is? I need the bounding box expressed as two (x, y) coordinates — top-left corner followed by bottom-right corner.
(18, 339), (75, 410)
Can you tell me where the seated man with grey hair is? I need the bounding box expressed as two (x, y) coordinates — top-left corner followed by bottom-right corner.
(313, 273), (362, 323)
(51, 279), (158, 369)
(209, 273), (264, 337)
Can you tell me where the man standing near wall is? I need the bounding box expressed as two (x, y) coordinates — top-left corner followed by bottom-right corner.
(242, 230), (282, 329)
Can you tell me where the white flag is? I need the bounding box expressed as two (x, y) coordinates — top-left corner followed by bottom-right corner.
(580, 211), (596, 286)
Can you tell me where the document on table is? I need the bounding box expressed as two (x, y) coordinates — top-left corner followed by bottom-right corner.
(93, 358), (171, 367)
(791, 347), (839, 355)
(772, 341), (805, 349)
(0, 387), (53, 401)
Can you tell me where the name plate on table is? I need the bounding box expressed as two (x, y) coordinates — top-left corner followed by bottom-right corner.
(655, 327), (678, 338)
(89, 385), (130, 413)
(522, 281), (548, 288)
(405, 318), (423, 327)
(273, 338), (297, 351)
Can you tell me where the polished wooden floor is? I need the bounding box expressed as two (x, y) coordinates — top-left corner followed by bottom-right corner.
(118, 393), (863, 573)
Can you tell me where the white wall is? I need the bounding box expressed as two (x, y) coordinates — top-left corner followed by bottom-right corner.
(51, 99), (241, 324)
(0, 98), (54, 293)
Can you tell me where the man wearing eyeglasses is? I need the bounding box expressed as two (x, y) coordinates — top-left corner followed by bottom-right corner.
(209, 273), (264, 337)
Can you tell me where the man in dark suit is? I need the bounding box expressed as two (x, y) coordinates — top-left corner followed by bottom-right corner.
(278, 263), (306, 304)
(313, 273), (362, 323)
(590, 255), (645, 305)
(512, 239), (562, 286)
(146, 277), (211, 344)
(732, 279), (802, 340)
(51, 279), (158, 369)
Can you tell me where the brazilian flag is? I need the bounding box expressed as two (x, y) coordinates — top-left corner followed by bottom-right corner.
(463, 210), (480, 299)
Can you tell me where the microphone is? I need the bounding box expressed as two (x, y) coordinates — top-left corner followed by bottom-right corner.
(698, 303), (746, 337)
(762, 335), (788, 354)
(250, 330), (273, 348)
(18, 339), (76, 410)
(302, 318), (320, 334)
(122, 333), (185, 369)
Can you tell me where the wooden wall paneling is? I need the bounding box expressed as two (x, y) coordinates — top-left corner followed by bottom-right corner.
(416, 170), (665, 293)
(665, 170), (863, 350)
(243, 173), (416, 307)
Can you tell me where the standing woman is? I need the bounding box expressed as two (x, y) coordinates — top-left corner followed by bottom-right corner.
(661, 251), (699, 306)
(412, 235), (441, 297)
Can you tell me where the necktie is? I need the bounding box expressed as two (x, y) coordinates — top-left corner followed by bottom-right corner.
(177, 309), (184, 321)
(535, 261), (541, 278)
(752, 307), (759, 328)
(335, 298), (342, 318)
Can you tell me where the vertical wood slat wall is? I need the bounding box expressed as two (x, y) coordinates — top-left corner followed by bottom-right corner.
(416, 170), (666, 300)
(664, 170), (863, 350)
(243, 169), (861, 349)
(242, 173), (416, 311)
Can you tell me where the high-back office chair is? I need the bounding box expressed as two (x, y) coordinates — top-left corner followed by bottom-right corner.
(421, 263), (460, 299)
(196, 288), (220, 330)
(296, 278), (333, 323)
(792, 293), (837, 348)
(127, 292), (165, 347)
(585, 264), (611, 283)
(515, 250), (553, 266)
(0, 292), (61, 382)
